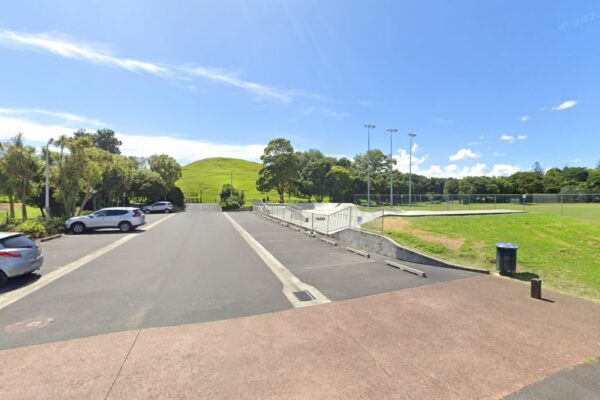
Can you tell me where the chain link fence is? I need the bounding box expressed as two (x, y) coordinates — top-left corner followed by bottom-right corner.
(353, 193), (600, 218)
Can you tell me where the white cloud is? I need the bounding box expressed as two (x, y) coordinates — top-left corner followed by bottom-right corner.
(489, 164), (521, 176)
(551, 99), (578, 111)
(449, 148), (481, 161)
(519, 115), (530, 122)
(517, 134), (527, 140)
(393, 147), (429, 174)
(0, 115), (264, 165)
(492, 152), (503, 157)
(417, 163), (520, 178)
(0, 29), (294, 102)
(500, 134), (515, 143)
(0, 107), (106, 126)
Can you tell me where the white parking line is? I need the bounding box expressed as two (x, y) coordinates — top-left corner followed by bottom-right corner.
(223, 213), (331, 308)
(0, 214), (175, 311)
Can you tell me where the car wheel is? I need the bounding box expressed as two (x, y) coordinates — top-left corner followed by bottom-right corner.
(144, 209), (151, 214)
(164, 209), (170, 213)
(71, 222), (86, 234)
(0, 271), (7, 286)
(119, 221), (132, 233)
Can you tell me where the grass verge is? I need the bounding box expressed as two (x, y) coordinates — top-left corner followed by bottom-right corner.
(365, 208), (600, 300)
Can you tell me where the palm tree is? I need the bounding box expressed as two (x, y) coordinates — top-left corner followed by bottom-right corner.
(1, 134), (39, 220)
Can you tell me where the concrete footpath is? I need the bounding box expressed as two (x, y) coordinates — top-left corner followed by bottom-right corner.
(1, 275), (600, 399)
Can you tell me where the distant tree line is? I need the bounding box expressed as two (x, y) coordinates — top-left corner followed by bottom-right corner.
(256, 138), (600, 203)
(0, 129), (183, 220)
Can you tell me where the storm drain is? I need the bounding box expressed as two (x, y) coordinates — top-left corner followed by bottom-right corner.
(293, 290), (316, 302)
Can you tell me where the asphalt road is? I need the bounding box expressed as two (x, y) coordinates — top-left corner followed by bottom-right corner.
(0, 204), (473, 351)
(229, 211), (474, 301)
(0, 204), (290, 350)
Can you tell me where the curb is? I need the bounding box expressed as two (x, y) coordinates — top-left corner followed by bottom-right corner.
(40, 234), (62, 242)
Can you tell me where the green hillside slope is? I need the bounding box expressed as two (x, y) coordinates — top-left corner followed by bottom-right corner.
(177, 157), (280, 203)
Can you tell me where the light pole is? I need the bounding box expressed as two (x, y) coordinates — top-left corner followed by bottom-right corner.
(408, 133), (416, 205)
(364, 124), (375, 207)
(386, 128), (398, 206)
(45, 138), (54, 220)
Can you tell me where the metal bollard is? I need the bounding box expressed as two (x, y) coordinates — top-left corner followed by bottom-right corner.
(531, 278), (542, 299)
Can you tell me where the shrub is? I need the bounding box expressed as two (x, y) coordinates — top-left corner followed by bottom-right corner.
(220, 197), (242, 210)
(14, 219), (47, 238)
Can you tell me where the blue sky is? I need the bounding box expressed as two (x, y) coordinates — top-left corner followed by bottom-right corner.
(0, 1), (598, 177)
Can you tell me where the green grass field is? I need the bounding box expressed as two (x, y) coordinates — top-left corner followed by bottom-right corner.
(0, 203), (43, 221)
(361, 203), (600, 223)
(365, 203), (600, 300)
(177, 157), (306, 204)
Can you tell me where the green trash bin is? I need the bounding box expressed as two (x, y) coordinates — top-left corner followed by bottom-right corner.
(496, 242), (518, 275)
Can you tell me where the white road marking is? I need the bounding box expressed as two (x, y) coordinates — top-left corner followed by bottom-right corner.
(0, 214), (175, 311)
(223, 212), (331, 308)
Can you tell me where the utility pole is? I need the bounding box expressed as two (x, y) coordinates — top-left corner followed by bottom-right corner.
(386, 128), (398, 206)
(364, 124), (375, 207)
(45, 138), (54, 220)
(408, 133), (416, 205)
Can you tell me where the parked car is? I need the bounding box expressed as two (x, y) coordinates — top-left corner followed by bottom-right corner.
(142, 201), (173, 214)
(65, 207), (146, 234)
(0, 232), (44, 286)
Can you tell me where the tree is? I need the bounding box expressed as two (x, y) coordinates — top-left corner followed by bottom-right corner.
(543, 168), (563, 193)
(219, 183), (245, 209)
(0, 142), (16, 219)
(0, 134), (40, 220)
(335, 157), (352, 169)
(94, 129), (122, 154)
(256, 138), (298, 203)
(325, 166), (353, 202)
(531, 162), (544, 176)
(97, 154), (137, 207)
(53, 135), (105, 217)
(130, 169), (165, 204)
(148, 154), (182, 198)
(443, 178), (459, 195)
(74, 128), (122, 154)
(352, 150), (392, 194)
(509, 172), (544, 194)
(296, 150), (333, 202)
(586, 168), (600, 191)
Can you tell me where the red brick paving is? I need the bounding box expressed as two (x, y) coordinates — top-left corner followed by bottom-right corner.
(2, 275), (599, 399)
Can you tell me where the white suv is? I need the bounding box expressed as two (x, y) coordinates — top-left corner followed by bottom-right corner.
(66, 207), (146, 234)
(142, 201), (173, 214)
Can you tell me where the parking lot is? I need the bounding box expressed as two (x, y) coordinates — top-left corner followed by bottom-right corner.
(1, 205), (600, 399)
(229, 211), (474, 301)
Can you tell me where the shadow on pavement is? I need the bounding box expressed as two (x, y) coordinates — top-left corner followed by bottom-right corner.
(0, 273), (41, 294)
(67, 229), (146, 236)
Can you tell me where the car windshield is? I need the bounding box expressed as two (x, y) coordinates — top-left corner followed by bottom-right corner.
(0, 234), (35, 249)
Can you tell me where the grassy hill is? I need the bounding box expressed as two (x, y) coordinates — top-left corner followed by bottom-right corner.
(177, 157), (286, 204)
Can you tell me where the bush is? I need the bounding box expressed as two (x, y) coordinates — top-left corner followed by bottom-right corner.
(0, 217), (66, 239)
(45, 217), (67, 235)
(13, 219), (47, 238)
(166, 186), (186, 208)
(220, 197), (242, 210)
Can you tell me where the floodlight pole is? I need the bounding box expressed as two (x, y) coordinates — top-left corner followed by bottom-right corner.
(364, 124), (375, 207)
(408, 133), (416, 205)
(45, 138), (54, 220)
(386, 128), (398, 206)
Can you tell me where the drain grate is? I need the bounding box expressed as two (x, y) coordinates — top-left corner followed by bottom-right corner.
(293, 290), (316, 302)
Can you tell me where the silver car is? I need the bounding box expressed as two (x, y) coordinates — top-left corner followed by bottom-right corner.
(0, 232), (44, 286)
(66, 207), (146, 234)
(142, 201), (173, 214)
